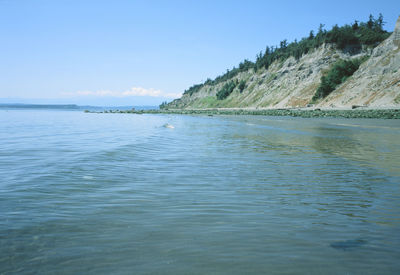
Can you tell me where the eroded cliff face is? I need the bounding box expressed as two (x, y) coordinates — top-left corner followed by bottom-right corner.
(320, 16), (400, 108)
(168, 17), (400, 109)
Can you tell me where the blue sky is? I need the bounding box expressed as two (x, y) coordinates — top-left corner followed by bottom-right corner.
(0, 0), (398, 106)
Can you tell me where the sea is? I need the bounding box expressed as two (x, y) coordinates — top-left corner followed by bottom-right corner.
(1, 107), (400, 274)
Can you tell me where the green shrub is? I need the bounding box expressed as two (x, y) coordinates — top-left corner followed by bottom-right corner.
(238, 80), (246, 93)
(216, 81), (237, 100)
(183, 83), (203, 96)
(312, 57), (367, 101)
(159, 101), (168, 109)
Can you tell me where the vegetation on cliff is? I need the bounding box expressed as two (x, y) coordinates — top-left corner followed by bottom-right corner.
(163, 14), (391, 109)
(312, 56), (369, 101)
(216, 80), (238, 100)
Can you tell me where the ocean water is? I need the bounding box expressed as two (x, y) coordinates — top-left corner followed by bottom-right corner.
(1, 110), (400, 274)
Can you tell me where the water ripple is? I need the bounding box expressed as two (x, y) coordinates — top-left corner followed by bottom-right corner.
(1, 111), (400, 274)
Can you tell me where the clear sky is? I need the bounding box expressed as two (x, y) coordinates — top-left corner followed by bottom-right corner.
(0, 0), (399, 106)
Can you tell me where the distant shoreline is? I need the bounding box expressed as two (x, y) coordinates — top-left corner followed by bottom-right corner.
(0, 104), (157, 111)
(88, 107), (400, 119)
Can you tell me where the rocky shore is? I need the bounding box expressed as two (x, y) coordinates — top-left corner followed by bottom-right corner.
(87, 108), (400, 119)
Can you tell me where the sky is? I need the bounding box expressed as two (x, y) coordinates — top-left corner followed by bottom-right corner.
(0, 0), (399, 106)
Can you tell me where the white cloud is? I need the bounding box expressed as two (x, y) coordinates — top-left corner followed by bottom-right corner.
(63, 87), (182, 99)
(123, 87), (162, 97)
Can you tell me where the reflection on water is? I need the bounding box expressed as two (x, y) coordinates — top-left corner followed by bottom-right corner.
(0, 111), (400, 274)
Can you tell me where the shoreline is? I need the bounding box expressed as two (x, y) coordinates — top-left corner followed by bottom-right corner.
(86, 107), (400, 119)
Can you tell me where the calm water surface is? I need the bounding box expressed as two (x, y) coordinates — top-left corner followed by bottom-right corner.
(1, 110), (400, 274)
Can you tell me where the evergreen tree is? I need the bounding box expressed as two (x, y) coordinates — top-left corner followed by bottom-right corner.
(367, 14), (374, 29)
(352, 20), (359, 31)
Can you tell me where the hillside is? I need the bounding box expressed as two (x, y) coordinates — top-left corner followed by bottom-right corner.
(165, 15), (400, 110)
(320, 16), (400, 108)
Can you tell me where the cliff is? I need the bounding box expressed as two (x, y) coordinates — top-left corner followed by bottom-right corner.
(166, 16), (400, 110)
(320, 16), (400, 108)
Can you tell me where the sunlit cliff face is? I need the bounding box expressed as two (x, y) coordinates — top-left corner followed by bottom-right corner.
(394, 16), (400, 47)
